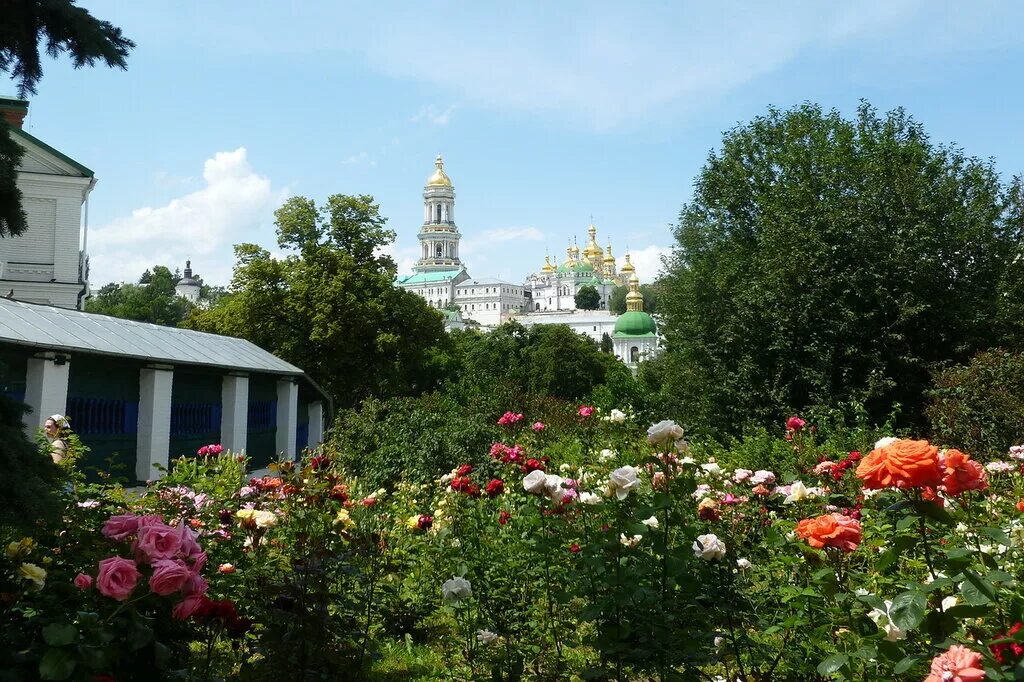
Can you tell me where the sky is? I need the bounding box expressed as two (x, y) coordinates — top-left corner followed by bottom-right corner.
(6, 1), (1024, 287)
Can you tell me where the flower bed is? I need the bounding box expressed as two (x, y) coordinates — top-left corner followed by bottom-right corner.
(4, 414), (1024, 680)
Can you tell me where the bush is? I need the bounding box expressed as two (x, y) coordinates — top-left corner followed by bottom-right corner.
(926, 348), (1024, 457)
(0, 396), (62, 533)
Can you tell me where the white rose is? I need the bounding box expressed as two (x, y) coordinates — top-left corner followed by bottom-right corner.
(733, 469), (753, 483)
(599, 448), (617, 462)
(543, 474), (566, 502)
(874, 436), (898, 450)
(713, 636), (725, 648)
(607, 466), (641, 500)
(476, 629), (498, 645)
(578, 491), (603, 505)
(641, 515), (660, 529)
(619, 533), (642, 548)
(609, 409), (627, 423)
(783, 481), (810, 504)
(647, 420), (684, 446)
(559, 463), (572, 472)
(750, 470), (776, 485)
(736, 558), (751, 570)
(441, 576), (472, 602)
(867, 600), (906, 641)
(693, 534), (726, 561)
(523, 470), (547, 494)
(701, 462), (723, 477)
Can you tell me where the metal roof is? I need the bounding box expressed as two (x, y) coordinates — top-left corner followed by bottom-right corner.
(396, 270), (462, 285)
(0, 298), (302, 376)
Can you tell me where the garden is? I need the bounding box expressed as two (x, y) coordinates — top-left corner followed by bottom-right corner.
(4, 400), (1024, 681)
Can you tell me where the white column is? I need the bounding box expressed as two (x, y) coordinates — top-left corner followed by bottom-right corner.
(276, 377), (298, 461)
(307, 401), (324, 448)
(23, 353), (70, 438)
(137, 366), (173, 482)
(220, 374), (249, 455)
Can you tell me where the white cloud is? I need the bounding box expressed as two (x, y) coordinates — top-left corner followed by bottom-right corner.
(626, 245), (669, 284)
(411, 103), (460, 126)
(90, 148), (286, 286)
(342, 151), (376, 166)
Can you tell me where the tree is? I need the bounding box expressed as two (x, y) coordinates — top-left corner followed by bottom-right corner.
(658, 102), (1024, 436)
(85, 265), (194, 326)
(575, 284), (600, 310)
(609, 283), (659, 315)
(185, 195), (452, 409)
(0, 1), (134, 237)
(600, 332), (614, 354)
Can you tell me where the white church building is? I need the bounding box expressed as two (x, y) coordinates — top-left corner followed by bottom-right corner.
(0, 96), (95, 309)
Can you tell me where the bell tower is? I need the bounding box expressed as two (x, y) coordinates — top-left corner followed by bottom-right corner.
(414, 155), (463, 273)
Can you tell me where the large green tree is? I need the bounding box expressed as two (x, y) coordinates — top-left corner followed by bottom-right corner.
(185, 195), (452, 409)
(609, 283), (659, 315)
(0, 0), (133, 237)
(574, 284), (601, 310)
(658, 102), (1024, 436)
(86, 265), (194, 326)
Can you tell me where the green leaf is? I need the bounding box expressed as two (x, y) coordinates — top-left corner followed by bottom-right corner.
(979, 527), (1011, 547)
(817, 654), (849, 676)
(889, 590), (926, 630)
(38, 648), (76, 681)
(912, 500), (954, 525)
(961, 570), (996, 606)
(41, 623), (77, 647)
(893, 656), (919, 674)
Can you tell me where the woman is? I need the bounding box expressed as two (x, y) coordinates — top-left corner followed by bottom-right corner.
(44, 414), (70, 464)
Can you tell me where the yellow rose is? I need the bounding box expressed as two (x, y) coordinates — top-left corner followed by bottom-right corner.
(405, 514), (421, 529)
(335, 509), (354, 528)
(18, 562), (46, 590)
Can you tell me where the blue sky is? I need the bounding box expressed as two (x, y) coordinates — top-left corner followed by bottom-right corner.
(7, 1), (1024, 286)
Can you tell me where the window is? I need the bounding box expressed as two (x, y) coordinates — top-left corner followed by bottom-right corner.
(630, 347), (640, 363)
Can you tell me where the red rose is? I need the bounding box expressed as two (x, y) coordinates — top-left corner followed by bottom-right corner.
(485, 479), (505, 498)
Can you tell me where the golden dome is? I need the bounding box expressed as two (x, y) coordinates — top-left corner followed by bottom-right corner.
(620, 252), (635, 274)
(426, 154), (453, 187)
(542, 255), (555, 273)
(626, 271), (643, 311)
(603, 242), (615, 264)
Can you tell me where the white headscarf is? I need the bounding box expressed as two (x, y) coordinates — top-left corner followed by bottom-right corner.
(47, 414), (69, 429)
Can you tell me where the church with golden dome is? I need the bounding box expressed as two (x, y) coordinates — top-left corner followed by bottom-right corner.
(396, 155), (659, 368)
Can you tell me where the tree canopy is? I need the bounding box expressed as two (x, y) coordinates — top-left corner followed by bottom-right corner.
(185, 194), (452, 409)
(574, 284), (600, 310)
(609, 283), (659, 315)
(85, 265), (194, 326)
(657, 102), (1024, 436)
(0, 0), (134, 237)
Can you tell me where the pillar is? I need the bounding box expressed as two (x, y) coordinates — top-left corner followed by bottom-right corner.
(23, 352), (70, 438)
(307, 401), (324, 448)
(220, 373), (249, 455)
(276, 377), (298, 461)
(137, 365), (173, 481)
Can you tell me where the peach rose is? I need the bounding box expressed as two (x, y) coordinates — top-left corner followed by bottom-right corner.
(795, 513), (862, 552)
(941, 449), (989, 497)
(96, 556), (141, 601)
(924, 644), (985, 682)
(148, 559), (191, 596)
(855, 439), (941, 489)
(134, 523), (182, 564)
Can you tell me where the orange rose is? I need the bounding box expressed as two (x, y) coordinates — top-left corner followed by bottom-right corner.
(795, 513), (862, 552)
(1016, 499), (1024, 513)
(855, 439), (941, 489)
(940, 449), (988, 497)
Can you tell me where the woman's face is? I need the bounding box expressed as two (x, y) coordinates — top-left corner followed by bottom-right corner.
(44, 419), (58, 438)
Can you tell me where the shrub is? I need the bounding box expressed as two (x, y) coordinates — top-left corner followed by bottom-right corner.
(926, 348), (1024, 457)
(0, 396), (62, 533)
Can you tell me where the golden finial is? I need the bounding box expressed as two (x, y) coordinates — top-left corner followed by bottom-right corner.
(620, 252), (635, 274)
(542, 254), (555, 273)
(603, 240), (615, 264)
(626, 270), (643, 312)
(426, 154), (453, 187)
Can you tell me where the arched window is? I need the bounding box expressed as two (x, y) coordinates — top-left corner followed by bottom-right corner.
(436, 204), (442, 222)
(630, 347), (640, 363)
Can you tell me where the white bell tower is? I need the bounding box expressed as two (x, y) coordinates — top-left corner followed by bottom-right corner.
(414, 155), (463, 273)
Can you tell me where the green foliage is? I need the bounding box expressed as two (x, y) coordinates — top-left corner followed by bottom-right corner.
(600, 331), (614, 354)
(0, 395), (61, 532)
(185, 194), (453, 409)
(658, 101), (1024, 437)
(85, 265), (195, 326)
(574, 284), (600, 310)
(0, 0), (134, 238)
(927, 349), (1024, 457)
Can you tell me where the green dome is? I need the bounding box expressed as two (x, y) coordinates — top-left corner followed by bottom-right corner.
(613, 311), (657, 337)
(556, 261), (595, 275)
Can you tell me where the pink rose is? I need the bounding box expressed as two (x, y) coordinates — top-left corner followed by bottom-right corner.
(177, 521), (203, 559)
(134, 523), (182, 563)
(96, 556), (141, 601)
(578, 405), (594, 417)
(148, 559), (191, 596)
(182, 570), (208, 596)
(786, 416), (806, 431)
(102, 514), (140, 541)
(172, 594), (207, 620)
(73, 573), (93, 590)
(532, 422), (545, 431)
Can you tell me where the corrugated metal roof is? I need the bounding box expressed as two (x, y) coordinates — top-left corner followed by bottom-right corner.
(0, 298), (302, 375)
